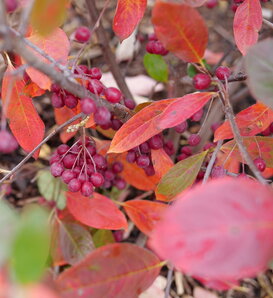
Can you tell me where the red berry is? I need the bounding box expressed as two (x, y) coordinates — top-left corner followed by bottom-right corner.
(177, 153), (188, 161)
(88, 79), (104, 95)
(124, 98), (136, 110)
(94, 107), (111, 126)
(68, 179), (82, 192)
(75, 65), (89, 75)
(136, 155), (150, 168)
(0, 130), (18, 153)
(63, 154), (77, 169)
(65, 95), (78, 109)
(193, 74), (211, 90)
(89, 67), (102, 80)
(50, 162), (64, 177)
(90, 172), (104, 187)
(112, 162), (123, 174)
(61, 170), (76, 184)
(215, 66), (231, 80)
(206, 0), (218, 8)
(111, 119), (123, 131)
(105, 170), (115, 181)
(190, 109), (204, 122)
(254, 157), (266, 172)
(93, 154), (107, 169)
(86, 144), (96, 156)
(104, 87), (122, 103)
(114, 178), (126, 190)
(144, 165), (155, 176)
(50, 153), (61, 165)
(51, 83), (60, 93)
(148, 135), (163, 150)
(269, 123), (273, 134)
(174, 121), (188, 133)
(231, 3), (239, 12)
(51, 93), (64, 108)
(5, 0), (17, 12)
(188, 134), (201, 146)
(57, 144), (70, 155)
(75, 26), (91, 43)
(113, 230), (124, 242)
(262, 126), (271, 136)
(103, 180), (112, 189)
(81, 98), (97, 115)
(140, 142), (150, 154)
(126, 151), (136, 163)
(163, 140), (175, 156)
(81, 181), (93, 197)
(181, 146), (192, 156)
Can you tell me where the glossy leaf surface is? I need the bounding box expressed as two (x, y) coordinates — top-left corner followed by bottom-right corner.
(143, 53), (168, 82)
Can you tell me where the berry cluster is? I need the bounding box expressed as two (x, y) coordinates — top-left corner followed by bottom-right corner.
(50, 137), (126, 197)
(126, 134), (175, 176)
(146, 33), (169, 56)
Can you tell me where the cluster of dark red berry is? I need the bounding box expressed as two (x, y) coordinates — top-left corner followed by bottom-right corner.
(50, 137), (126, 197)
(146, 33), (169, 56)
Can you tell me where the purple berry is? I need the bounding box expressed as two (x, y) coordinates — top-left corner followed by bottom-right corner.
(68, 179), (82, 192)
(174, 121), (188, 133)
(124, 98), (136, 110)
(126, 151), (136, 163)
(188, 134), (201, 146)
(90, 172), (104, 187)
(254, 157), (266, 172)
(136, 155), (150, 168)
(93, 154), (107, 170)
(61, 170), (76, 184)
(64, 95), (78, 109)
(94, 107), (111, 126)
(81, 181), (93, 197)
(112, 161), (123, 174)
(51, 93), (64, 108)
(140, 142), (150, 154)
(63, 153), (77, 169)
(114, 178), (126, 190)
(215, 66), (231, 80)
(57, 144), (70, 155)
(81, 98), (97, 115)
(50, 162), (64, 177)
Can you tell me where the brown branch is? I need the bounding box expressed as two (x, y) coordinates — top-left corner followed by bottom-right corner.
(85, 0), (135, 101)
(0, 113), (85, 184)
(219, 84), (267, 184)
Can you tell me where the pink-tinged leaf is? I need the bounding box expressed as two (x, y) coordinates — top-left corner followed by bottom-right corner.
(151, 148), (174, 179)
(66, 192), (128, 230)
(152, 1), (208, 63)
(123, 200), (167, 235)
(25, 28), (70, 89)
(113, 0), (147, 41)
(149, 178), (273, 284)
(108, 92), (214, 153)
(1, 65), (45, 159)
(233, 0), (262, 55)
(214, 103), (273, 141)
(56, 243), (162, 298)
(220, 136), (273, 167)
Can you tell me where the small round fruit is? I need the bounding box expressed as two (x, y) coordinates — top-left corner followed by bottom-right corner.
(126, 151), (136, 163)
(136, 155), (150, 168)
(124, 98), (136, 110)
(148, 135), (163, 150)
(215, 66), (231, 80)
(0, 130), (18, 153)
(68, 179), (82, 192)
(211, 166), (226, 178)
(88, 79), (104, 95)
(174, 121), (188, 133)
(75, 26), (91, 43)
(50, 162), (64, 177)
(193, 74), (211, 90)
(112, 161), (123, 174)
(81, 98), (97, 115)
(57, 144), (70, 155)
(114, 178), (126, 190)
(61, 170), (76, 184)
(188, 134), (201, 146)
(81, 181), (93, 197)
(89, 67), (102, 80)
(104, 87), (122, 103)
(254, 157), (266, 172)
(5, 0), (18, 13)
(64, 95), (78, 109)
(51, 93), (64, 108)
(206, 0), (218, 8)
(90, 172), (105, 187)
(94, 107), (111, 126)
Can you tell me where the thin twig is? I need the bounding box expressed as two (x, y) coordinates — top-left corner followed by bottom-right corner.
(165, 265), (174, 298)
(18, 0), (35, 35)
(202, 140), (223, 184)
(0, 113), (85, 184)
(85, 0), (135, 101)
(263, 18), (273, 30)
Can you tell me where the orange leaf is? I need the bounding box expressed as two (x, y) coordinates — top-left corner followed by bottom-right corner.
(108, 92), (214, 153)
(25, 28), (70, 90)
(151, 148), (174, 179)
(152, 1), (208, 63)
(56, 243), (162, 298)
(1, 65), (45, 158)
(113, 0), (147, 41)
(233, 0), (262, 55)
(23, 81), (46, 98)
(123, 200), (167, 235)
(66, 192), (128, 230)
(214, 103), (273, 141)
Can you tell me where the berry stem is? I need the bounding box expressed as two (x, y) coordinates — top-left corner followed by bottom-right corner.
(0, 112), (85, 184)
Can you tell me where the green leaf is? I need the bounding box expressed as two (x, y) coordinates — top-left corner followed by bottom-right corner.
(245, 38), (273, 110)
(187, 64), (197, 78)
(93, 229), (115, 248)
(37, 170), (67, 209)
(10, 205), (50, 284)
(59, 221), (95, 265)
(0, 200), (18, 266)
(157, 151), (208, 199)
(143, 53), (168, 82)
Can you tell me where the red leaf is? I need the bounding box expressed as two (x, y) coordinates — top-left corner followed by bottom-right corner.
(123, 200), (167, 235)
(149, 178), (273, 284)
(233, 0), (262, 55)
(214, 103), (273, 141)
(152, 1), (208, 63)
(25, 28), (70, 89)
(151, 148), (174, 179)
(108, 92), (214, 153)
(66, 192), (128, 230)
(113, 0), (147, 41)
(1, 65), (45, 158)
(56, 243), (162, 298)
(23, 82), (46, 98)
(220, 136), (273, 167)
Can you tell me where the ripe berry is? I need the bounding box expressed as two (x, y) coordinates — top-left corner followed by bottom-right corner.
(61, 170), (76, 184)
(190, 109), (203, 122)
(114, 178), (126, 190)
(126, 151), (136, 163)
(5, 0), (18, 13)
(50, 153), (61, 165)
(81, 98), (97, 115)
(86, 144), (96, 156)
(261, 126), (271, 136)
(111, 119), (123, 131)
(68, 178), (82, 192)
(148, 33), (157, 41)
(50, 162), (64, 177)
(65, 95), (78, 109)
(136, 155), (150, 168)
(140, 142), (150, 154)
(90, 172), (104, 187)
(94, 107), (111, 126)
(254, 157), (266, 172)
(206, 0), (218, 8)
(181, 146), (192, 156)
(112, 162), (123, 174)
(51, 93), (64, 108)
(193, 74), (211, 90)
(75, 65), (89, 75)
(270, 122), (273, 134)
(215, 66), (231, 80)
(75, 26), (91, 43)
(57, 144), (70, 155)
(174, 121), (188, 133)
(105, 170), (115, 181)
(104, 87), (122, 103)
(211, 166), (226, 178)
(63, 154), (77, 169)
(211, 122), (221, 132)
(93, 154), (107, 169)
(188, 134), (201, 146)
(164, 140), (175, 156)
(177, 153), (188, 161)
(124, 98), (136, 110)
(148, 135), (163, 150)
(88, 79), (104, 95)
(51, 83), (60, 93)
(144, 165), (155, 176)
(0, 130), (18, 153)
(89, 67), (102, 80)
(81, 181), (93, 197)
